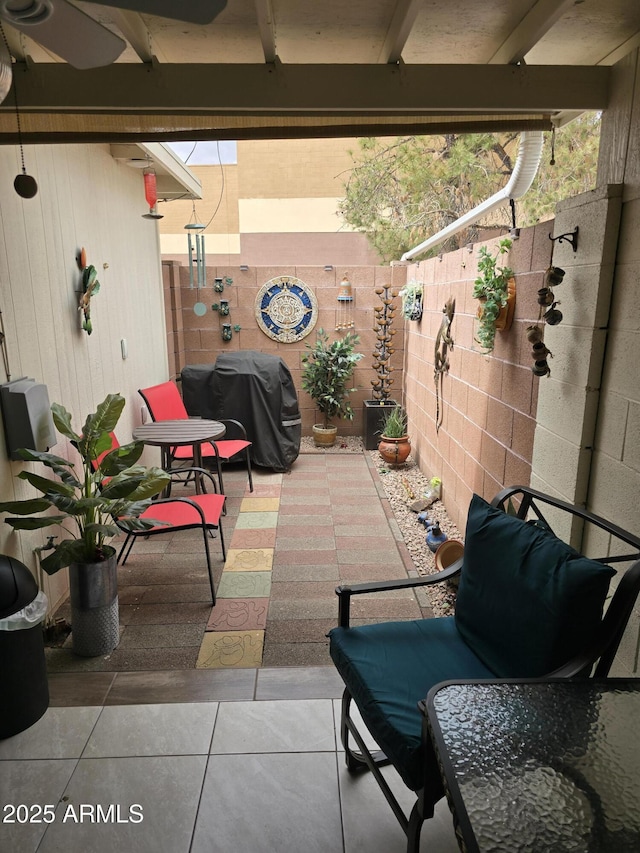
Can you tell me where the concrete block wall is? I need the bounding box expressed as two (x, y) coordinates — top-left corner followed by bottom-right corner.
(530, 185), (623, 546)
(403, 222), (553, 532)
(162, 261), (405, 438)
(589, 50), (640, 674)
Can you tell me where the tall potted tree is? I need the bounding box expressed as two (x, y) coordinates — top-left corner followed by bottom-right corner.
(302, 329), (363, 447)
(0, 393), (170, 656)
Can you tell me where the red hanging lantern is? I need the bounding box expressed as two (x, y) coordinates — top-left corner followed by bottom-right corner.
(142, 167), (163, 219)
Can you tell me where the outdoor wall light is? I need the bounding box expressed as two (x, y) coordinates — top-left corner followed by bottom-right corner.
(324, 265), (334, 271)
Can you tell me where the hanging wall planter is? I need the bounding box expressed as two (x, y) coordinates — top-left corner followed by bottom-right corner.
(400, 280), (424, 322)
(472, 238), (515, 352)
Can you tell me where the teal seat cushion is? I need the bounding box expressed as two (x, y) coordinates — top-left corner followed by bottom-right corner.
(328, 617), (495, 791)
(455, 494), (615, 677)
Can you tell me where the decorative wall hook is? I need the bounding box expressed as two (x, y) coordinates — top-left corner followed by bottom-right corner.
(549, 226), (579, 253)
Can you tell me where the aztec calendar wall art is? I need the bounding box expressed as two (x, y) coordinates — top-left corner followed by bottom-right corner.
(255, 275), (319, 343)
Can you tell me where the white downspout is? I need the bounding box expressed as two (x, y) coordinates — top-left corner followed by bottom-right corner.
(400, 131), (545, 262)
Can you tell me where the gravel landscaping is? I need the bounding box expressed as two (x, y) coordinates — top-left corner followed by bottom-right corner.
(299, 435), (461, 615)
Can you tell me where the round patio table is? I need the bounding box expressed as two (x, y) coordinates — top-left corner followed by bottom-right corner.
(132, 418), (226, 493)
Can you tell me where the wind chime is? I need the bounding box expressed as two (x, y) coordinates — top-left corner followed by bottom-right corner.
(141, 166), (163, 220)
(371, 285), (397, 401)
(335, 274), (355, 331)
(184, 203), (206, 288)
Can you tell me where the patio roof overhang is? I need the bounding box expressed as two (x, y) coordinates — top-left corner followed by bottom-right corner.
(0, 62), (610, 144)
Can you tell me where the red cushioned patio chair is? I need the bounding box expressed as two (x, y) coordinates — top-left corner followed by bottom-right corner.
(96, 434), (226, 603)
(138, 380), (253, 496)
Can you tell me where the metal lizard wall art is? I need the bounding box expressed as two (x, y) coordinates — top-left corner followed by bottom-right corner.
(434, 297), (456, 433)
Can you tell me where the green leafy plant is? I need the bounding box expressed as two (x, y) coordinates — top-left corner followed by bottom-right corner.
(301, 329), (364, 428)
(380, 405), (408, 438)
(472, 238), (513, 352)
(0, 394), (170, 574)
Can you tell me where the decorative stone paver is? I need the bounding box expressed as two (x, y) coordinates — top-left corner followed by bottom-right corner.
(206, 598), (270, 631)
(239, 497), (281, 512)
(196, 630), (264, 668)
(234, 511), (279, 529)
(224, 548), (274, 571)
(216, 571), (273, 599)
(230, 528), (277, 549)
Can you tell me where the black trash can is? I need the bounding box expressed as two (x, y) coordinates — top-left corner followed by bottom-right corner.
(0, 556), (49, 739)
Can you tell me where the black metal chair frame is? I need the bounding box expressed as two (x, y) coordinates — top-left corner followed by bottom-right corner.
(333, 485), (640, 853)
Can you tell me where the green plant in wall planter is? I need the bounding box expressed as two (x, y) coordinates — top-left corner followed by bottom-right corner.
(302, 329), (363, 447)
(0, 394), (170, 656)
(400, 280), (424, 321)
(472, 237), (515, 352)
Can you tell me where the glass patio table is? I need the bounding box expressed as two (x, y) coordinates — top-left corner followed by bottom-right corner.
(424, 679), (640, 853)
(132, 418), (225, 493)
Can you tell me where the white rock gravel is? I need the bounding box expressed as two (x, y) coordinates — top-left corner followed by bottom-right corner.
(299, 436), (460, 615)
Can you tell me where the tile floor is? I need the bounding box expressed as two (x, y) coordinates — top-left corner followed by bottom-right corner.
(0, 667), (460, 853)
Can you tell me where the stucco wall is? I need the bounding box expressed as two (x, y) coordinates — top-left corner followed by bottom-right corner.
(159, 138), (381, 267)
(0, 143), (169, 613)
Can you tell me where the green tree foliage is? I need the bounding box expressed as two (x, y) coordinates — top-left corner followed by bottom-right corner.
(338, 114), (600, 263)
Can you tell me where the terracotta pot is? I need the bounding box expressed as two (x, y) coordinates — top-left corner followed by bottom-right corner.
(378, 434), (411, 466)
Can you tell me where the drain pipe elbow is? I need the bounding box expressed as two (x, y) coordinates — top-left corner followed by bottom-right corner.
(400, 131), (544, 262)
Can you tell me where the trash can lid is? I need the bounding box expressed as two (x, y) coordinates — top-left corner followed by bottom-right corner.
(0, 556), (38, 619)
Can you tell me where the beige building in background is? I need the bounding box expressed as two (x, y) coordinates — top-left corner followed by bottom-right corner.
(159, 138), (381, 267)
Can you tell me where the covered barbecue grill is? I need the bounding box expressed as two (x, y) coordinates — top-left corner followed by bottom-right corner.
(181, 351), (301, 472)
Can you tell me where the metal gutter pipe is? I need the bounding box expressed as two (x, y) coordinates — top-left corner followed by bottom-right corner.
(400, 131), (545, 262)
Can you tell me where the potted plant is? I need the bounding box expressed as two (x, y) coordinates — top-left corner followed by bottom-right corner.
(0, 393), (170, 657)
(400, 280), (424, 321)
(378, 405), (411, 466)
(472, 238), (516, 352)
(301, 328), (364, 447)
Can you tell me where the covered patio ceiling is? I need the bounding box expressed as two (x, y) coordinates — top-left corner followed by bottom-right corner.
(0, 0), (639, 143)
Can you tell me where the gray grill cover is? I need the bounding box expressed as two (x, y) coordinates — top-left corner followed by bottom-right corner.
(181, 352), (301, 472)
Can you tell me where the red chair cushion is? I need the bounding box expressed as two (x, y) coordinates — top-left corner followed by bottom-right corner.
(141, 494), (225, 530)
(172, 440), (251, 461)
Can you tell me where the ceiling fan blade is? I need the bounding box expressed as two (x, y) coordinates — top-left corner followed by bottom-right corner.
(0, 0), (126, 68)
(84, 0), (227, 25)
(0, 33), (11, 105)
